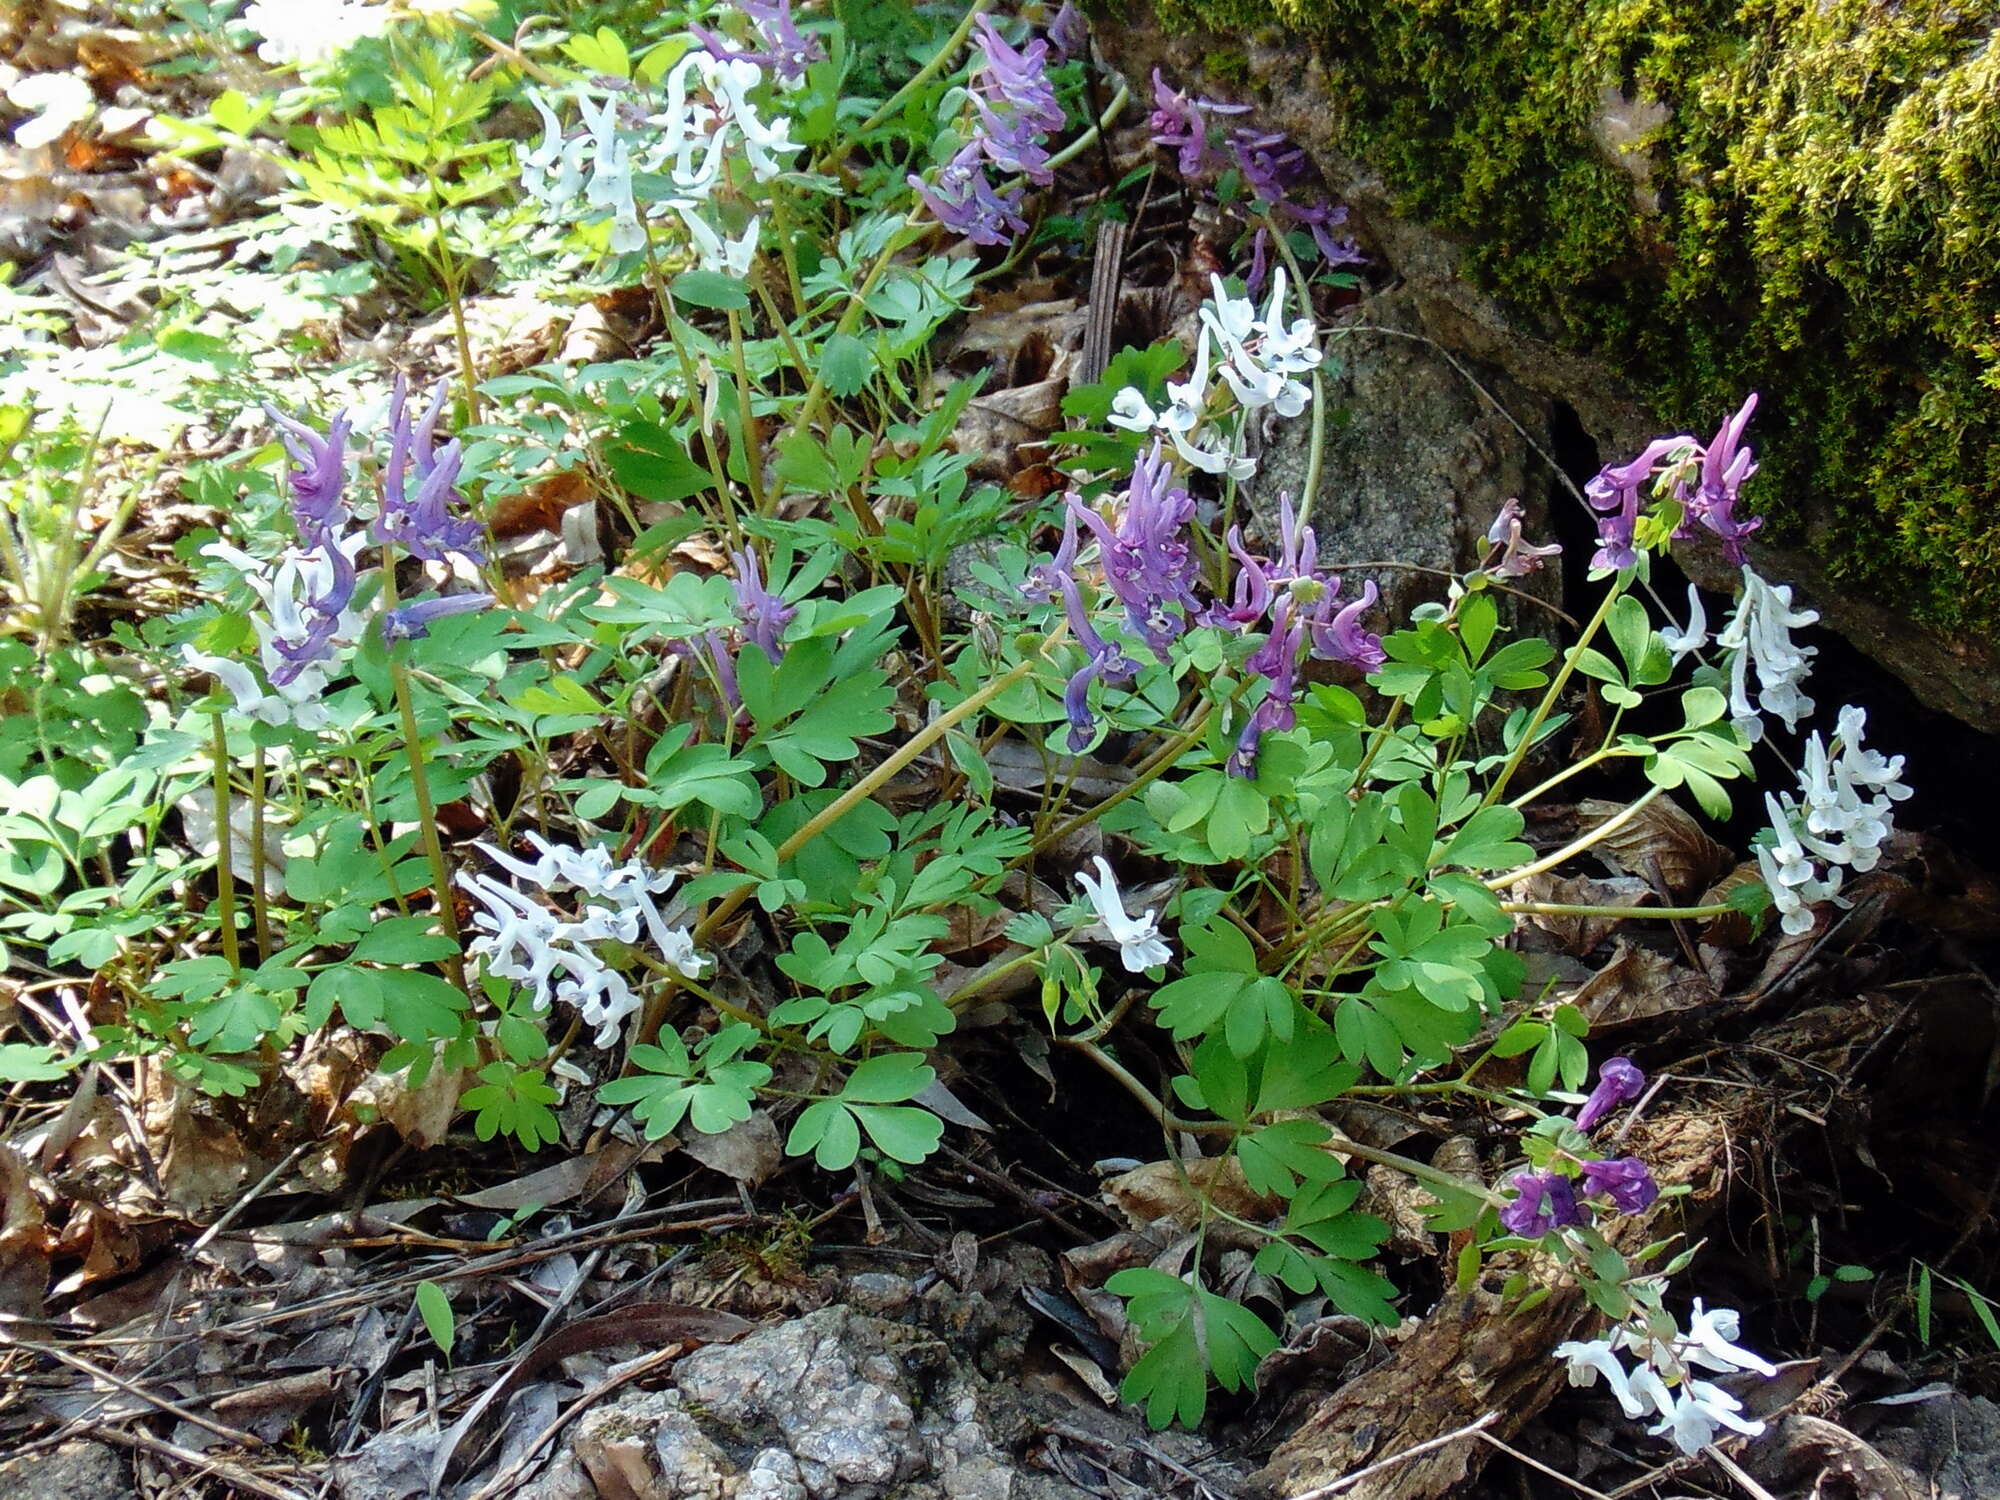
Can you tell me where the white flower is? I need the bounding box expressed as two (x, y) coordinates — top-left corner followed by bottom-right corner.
(1647, 1379), (1766, 1454)
(182, 646), (335, 731)
(1684, 1300), (1779, 1376)
(675, 205), (760, 276)
(1716, 566), (1818, 741)
(1554, 1338), (1647, 1418)
(8, 72), (94, 150)
(1107, 388), (1160, 432)
(1659, 584), (1709, 662)
(1074, 856), (1172, 972)
(460, 838), (708, 1047)
(242, 1), (395, 68)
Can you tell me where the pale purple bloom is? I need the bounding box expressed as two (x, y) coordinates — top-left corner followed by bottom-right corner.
(1023, 509), (1138, 751)
(1500, 1171), (1585, 1237)
(383, 591), (492, 643)
(1246, 227), (1271, 297)
(1484, 497), (1563, 578)
(1146, 68), (1246, 177)
(1230, 599), (1306, 776)
(1307, 579), (1386, 672)
(970, 16), (1063, 134)
(1680, 392), (1763, 563)
(1068, 443), (1201, 657)
(909, 144), (1026, 246)
(1576, 1056), (1646, 1132)
(691, 0), (823, 83)
(264, 403), (352, 543)
(971, 97), (1053, 183)
(374, 377), (485, 566)
(1580, 1156), (1660, 1214)
(731, 548), (795, 663)
(264, 538), (360, 682)
(1229, 125), (1308, 203)
(1291, 197), (1367, 267)
(1584, 437), (1685, 571)
(1205, 526), (1272, 630)
(1046, 2), (1087, 62)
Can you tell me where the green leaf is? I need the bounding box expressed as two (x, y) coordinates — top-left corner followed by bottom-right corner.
(819, 332), (875, 397)
(671, 269), (751, 310)
(415, 1281), (455, 1358)
(350, 916), (460, 965)
(787, 1098), (862, 1169)
(840, 1052), (934, 1103)
(0, 1042), (72, 1082)
(848, 1103), (943, 1163)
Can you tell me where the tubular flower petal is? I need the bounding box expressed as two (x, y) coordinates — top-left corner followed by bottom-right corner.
(1074, 856), (1172, 971)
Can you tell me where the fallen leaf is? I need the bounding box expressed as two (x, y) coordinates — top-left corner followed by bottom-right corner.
(1566, 938), (1717, 1027)
(1578, 795), (1733, 900)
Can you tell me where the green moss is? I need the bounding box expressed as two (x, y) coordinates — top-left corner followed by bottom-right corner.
(1150, 0), (2000, 629)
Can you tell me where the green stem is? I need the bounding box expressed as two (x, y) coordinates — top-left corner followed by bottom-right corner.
(209, 713), (241, 977)
(389, 651), (470, 994)
(1506, 745), (1633, 809)
(1024, 699), (1217, 862)
(248, 749), (273, 962)
(945, 944), (1045, 1010)
(1481, 580), (1623, 809)
(1487, 785), (1661, 892)
(693, 646), (1051, 945)
(1503, 899), (1735, 921)
(725, 309), (769, 515)
(817, 0), (995, 168)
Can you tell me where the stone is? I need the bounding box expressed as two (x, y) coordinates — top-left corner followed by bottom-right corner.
(0, 1440), (131, 1500)
(675, 1306), (925, 1497)
(572, 1389), (734, 1500)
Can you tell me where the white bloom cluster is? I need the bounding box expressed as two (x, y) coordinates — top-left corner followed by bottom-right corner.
(460, 834), (708, 1049)
(1759, 705), (1910, 934)
(1659, 567), (1818, 741)
(519, 54), (799, 259)
(1109, 269), (1320, 481)
(241, 1), (395, 68)
(1555, 1301), (1777, 1455)
(183, 535), (370, 730)
(1074, 856), (1172, 972)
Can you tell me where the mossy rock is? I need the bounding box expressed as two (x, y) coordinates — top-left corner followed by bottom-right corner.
(1128, 0), (2000, 645)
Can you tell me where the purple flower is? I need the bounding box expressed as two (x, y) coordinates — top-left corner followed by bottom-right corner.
(1147, 69), (1247, 177)
(1289, 198), (1367, 268)
(1230, 599), (1306, 776)
(374, 377), (485, 567)
(1023, 510), (1138, 751)
(1068, 443), (1202, 657)
(1575, 1056), (1646, 1132)
(731, 547), (795, 664)
(691, 0), (823, 82)
(1229, 125), (1308, 204)
(909, 144), (1026, 246)
(383, 591), (492, 642)
(970, 16), (1063, 135)
(264, 403), (352, 544)
(1046, 2), (1087, 62)
(1584, 437), (1685, 572)
(1306, 579), (1386, 672)
(971, 97), (1053, 183)
(1483, 498), (1562, 578)
(1683, 392), (1763, 564)
(1579, 1156), (1660, 1214)
(1499, 1171), (1586, 1238)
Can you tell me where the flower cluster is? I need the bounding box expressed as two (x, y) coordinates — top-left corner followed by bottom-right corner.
(241, 1), (394, 69)
(1555, 1302), (1777, 1454)
(1499, 1057), (1658, 1236)
(1146, 70), (1364, 277)
(1212, 493), (1385, 776)
(908, 15), (1065, 246)
(1662, 566), (1819, 741)
(460, 834), (708, 1049)
(1584, 395), (1764, 572)
(1074, 856), (1171, 972)
(1110, 270), (1322, 479)
(185, 384), (488, 727)
(1758, 706), (1910, 934)
(691, 0), (823, 87)
(1022, 506), (1141, 752)
(1481, 498), (1562, 579)
(520, 52), (799, 259)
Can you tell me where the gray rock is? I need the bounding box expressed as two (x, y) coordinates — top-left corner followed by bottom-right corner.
(1872, 1392), (2000, 1500)
(1249, 286), (1555, 627)
(0, 1441), (131, 1500)
(847, 1272), (916, 1315)
(735, 1450), (810, 1500)
(511, 1450), (597, 1500)
(572, 1389), (734, 1500)
(331, 1424), (438, 1500)
(675, 1307), (924, 1497)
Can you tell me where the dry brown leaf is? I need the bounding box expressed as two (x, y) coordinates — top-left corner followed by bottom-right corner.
(1698, 860), (1764, 947)
(682, 1111), (782, 1187)
(0, 1141), (50, 1320)
(1566, 939), (1717, 1027)
(1520, 871), (1656, 956)
(1102, 1157), (1278, 1244)
(1578, 795), (1733, 900)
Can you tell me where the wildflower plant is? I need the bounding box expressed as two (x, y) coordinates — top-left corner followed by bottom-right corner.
(5, 0), (1919, 1457)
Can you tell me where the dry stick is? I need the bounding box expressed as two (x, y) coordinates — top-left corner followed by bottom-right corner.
(86, 1424), (309, 1500)
(1473, 1429), (1614, 1500)
(4, 1338), (265, 1450)
(1703, 1446), (1784, 1500)
(462, 1346), (683, 1500)
(187, 1143), (310, 1258)
(1280, 1411), (1500, 1499)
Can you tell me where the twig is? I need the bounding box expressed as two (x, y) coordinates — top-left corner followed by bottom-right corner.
(86, 1424), (309, 1500)
(188, 1143), (308, 1257)
(1281, 1411), (1500, 1499)
(1704, 1445), (1782, 1500)
(1474, 1428), (1613, 1498)
(3, 1336), (263, 1450)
